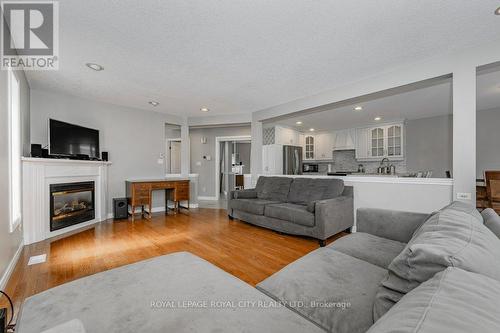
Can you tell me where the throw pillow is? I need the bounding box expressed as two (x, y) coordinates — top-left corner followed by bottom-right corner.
(481, 208), (500, 238)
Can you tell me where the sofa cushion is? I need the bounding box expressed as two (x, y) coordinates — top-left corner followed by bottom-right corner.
(230, 199), (280, 215)
(481, 208), (500, 238)
(327, 233), (405, 269)
(255, 177), (293, 202)
(264, 203), (315, 227)
(287, 178), (344, 204)
(233, 190), (257, 199)
(374, 203), (500, 319)
(442, 200), (483, 223)
(257, 249), (387, 333)
(368, 268), (500, 333)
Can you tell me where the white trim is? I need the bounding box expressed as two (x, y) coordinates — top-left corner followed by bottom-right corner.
(198, 196), (218, 201)
(0, 242), (23, 290)
(8, 69), (21, 233)
(214, 135), (252, 200)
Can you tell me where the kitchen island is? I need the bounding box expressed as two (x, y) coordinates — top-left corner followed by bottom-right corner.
(255, 174), (453, 230)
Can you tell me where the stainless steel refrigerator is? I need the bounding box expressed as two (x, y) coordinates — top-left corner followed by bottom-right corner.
(283, 145), (303, 175)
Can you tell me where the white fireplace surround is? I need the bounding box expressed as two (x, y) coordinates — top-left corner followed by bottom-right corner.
(22, 157), (111, 245)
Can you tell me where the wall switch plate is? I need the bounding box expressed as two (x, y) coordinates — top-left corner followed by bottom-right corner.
(456, 192), (472, 200)
(196, 161), (202, 166)
(157, 158), (164, 164)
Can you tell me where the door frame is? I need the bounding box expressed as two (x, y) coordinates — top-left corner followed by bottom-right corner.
(215, 135), (251, 200)
(166, 138), (182, 174)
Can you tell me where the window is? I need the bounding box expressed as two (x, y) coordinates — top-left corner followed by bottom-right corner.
(8, 70), (21, 232)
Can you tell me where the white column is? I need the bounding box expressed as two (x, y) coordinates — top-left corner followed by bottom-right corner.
(180, 119), (190, 176)
(452, 66), (476, 203)
(250, 118), (263, 186)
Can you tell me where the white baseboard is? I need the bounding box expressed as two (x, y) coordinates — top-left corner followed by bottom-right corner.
(0, 242), (24, 290)
(198, 196), (218, 201)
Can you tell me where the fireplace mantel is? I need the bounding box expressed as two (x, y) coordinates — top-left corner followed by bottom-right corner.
(22, 157), (111, 244)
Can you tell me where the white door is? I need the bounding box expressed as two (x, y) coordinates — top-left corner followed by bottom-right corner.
(170, 141), (181, 173)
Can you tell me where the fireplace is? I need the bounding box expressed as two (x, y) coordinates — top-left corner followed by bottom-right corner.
(50, 181), (95, 231)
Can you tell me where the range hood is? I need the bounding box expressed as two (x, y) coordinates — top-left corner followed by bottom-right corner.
(333, 129), (355, 150)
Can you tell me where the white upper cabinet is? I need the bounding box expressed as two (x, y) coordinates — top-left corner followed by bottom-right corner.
(355, 122), (405, 161)
(274, 125), (301, 146)
(304, 135), (315, 160)
(314, 132), (334, 160)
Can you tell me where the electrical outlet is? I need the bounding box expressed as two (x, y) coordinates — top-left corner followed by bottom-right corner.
(202, 187), (206, 193)
(456, 192), (472, 200)
(196, 161), (202, 166)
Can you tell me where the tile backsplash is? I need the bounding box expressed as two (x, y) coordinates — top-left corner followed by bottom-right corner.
(315, 150), (407, 174)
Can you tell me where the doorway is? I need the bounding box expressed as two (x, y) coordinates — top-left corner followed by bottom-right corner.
(215, 136), (251, 200)
(167, 140), (182, 174)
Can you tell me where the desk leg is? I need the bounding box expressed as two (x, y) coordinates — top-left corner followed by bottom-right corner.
(131, 205), (135, 222)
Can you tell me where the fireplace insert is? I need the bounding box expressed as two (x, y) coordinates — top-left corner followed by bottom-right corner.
(50, 181), (95, 231)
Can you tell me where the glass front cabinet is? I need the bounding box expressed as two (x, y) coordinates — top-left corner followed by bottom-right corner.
(356, 122), (404, 161)
(304, 135), (315, 160)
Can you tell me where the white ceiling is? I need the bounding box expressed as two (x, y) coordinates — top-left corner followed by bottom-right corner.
(269, 69), (500, 132)
(26, 0), (500, 117)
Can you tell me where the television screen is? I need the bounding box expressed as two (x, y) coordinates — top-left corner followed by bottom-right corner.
(49, 119), (100, 158)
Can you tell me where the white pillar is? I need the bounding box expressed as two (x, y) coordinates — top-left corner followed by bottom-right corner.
(250, 118), (263, 186)
(452, 66), (476, 203)
(180, 119), (190, 176)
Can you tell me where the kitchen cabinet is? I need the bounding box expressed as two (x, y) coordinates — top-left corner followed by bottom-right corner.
(315, 132), (334, 160)
(262, 144), (283, 175)
(275, 126), (301, 146)
(304, 135), (315, 160)
(355, 122), (404, 161)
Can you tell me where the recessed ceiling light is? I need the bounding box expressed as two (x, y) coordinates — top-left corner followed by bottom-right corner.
(149, 101), (159, 106)
(374, 117), (382, 121)
(200, 107), (210, 112)
(354, 106), (363, 111)
(296, 121), (303, 125)
(495, 6), (500, 15)
(85, 63), (104, 71)
(309, 128), (315, 132)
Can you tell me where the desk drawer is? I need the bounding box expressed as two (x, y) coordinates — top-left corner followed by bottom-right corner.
(151, 181), (175, 190)
(175, 189), (189, 201)
(133, 183), (151, 191)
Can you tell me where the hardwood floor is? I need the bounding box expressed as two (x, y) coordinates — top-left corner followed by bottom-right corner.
(2, 208), (346, 322)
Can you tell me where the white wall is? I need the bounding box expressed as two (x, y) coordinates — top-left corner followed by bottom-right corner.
(477, 108), (500, 178)
(0, 69), (30, 288)
(30, 89), (183, 213)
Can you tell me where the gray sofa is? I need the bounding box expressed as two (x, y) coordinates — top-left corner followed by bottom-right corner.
(257, 201), (500, 332)
(228, 176), (354, 246)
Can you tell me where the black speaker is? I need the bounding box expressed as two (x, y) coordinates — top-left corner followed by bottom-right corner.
(42, 148), (49, 158)
(31, 144), (42, 157)
(113, 198), (128, 219)
(0, 307), (6, 333)
(102, 151), (108, 161)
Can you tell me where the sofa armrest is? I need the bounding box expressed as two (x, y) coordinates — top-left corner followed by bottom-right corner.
(231, 189), (257, 199)
(315, 196), (354, 240)
(356, 208), (430, 243)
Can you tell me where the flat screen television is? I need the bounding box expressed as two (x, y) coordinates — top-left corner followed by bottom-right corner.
(49, 119), (100, 159)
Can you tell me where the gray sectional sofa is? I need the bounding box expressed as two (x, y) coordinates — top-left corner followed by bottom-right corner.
(257, 201), (500, 332)
(17, 201), (500, 332)
(228, 176), (354, 246)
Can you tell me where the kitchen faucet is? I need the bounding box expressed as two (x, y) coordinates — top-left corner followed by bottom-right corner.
(378, 158), (391, 174)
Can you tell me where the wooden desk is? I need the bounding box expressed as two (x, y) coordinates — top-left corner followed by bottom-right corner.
(126, 179), (189, 221)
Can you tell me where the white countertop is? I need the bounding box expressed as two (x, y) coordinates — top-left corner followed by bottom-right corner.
(263, 174), (453, 186)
